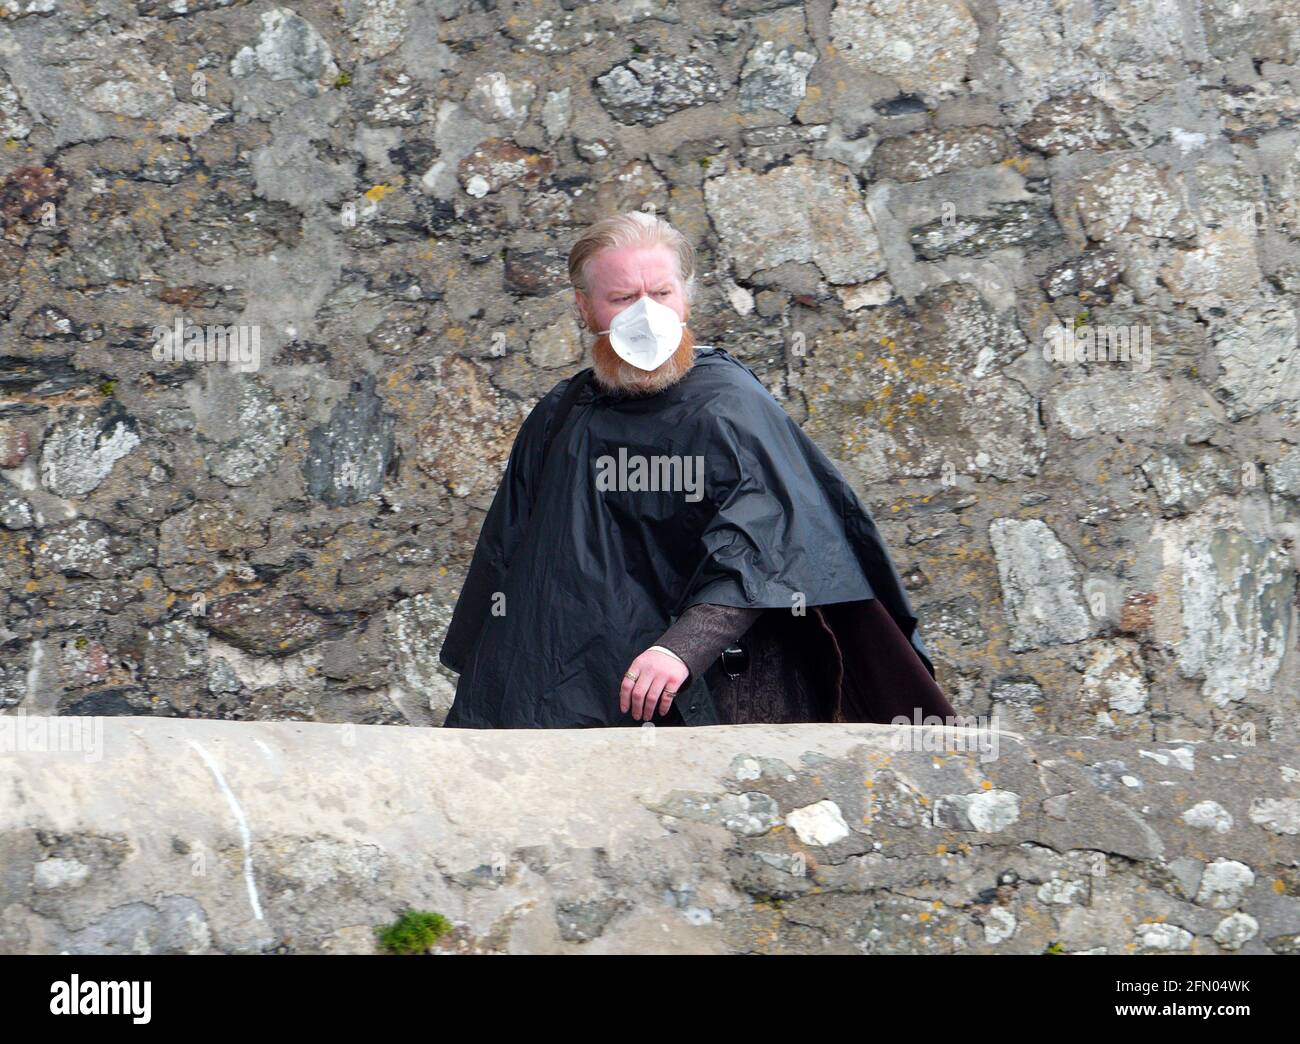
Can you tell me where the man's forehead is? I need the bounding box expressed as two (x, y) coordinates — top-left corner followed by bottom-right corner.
(590, 245), (680, 288)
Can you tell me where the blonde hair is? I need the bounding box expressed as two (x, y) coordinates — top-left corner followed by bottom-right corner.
(567, 211), (697, 323)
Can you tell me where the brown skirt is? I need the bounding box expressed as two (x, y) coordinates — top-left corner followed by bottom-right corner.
(706, 600), (955, 725)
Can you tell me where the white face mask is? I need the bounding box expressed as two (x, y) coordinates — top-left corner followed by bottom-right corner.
(596, 294), (685, 371)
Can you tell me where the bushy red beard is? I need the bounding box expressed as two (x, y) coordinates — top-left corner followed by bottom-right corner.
(590, 324), (697, 398)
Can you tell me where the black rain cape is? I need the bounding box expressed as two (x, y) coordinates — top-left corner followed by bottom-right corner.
(439, 345), (943, 728)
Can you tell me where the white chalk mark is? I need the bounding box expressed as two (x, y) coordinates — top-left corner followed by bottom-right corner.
(25, 640), (45, 708)
(189, 739), (264, 921)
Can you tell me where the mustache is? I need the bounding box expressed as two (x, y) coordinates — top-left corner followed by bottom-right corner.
(590, 324), (697, 397)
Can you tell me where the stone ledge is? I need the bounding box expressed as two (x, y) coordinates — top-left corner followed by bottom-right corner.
(0, 716), (1296, 954)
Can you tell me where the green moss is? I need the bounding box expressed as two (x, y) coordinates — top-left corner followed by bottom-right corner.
(98, 379), (116, 396)
(333, 70), (352, 88)
(374, 910), (452, 954)
(1043, 941), (1066, 954)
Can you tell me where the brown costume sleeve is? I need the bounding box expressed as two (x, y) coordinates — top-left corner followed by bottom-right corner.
(655, 603), (764, 683)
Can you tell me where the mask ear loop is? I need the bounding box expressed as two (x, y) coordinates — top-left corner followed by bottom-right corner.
(595, 321), (687, 335)
(594, 296), (687, 337)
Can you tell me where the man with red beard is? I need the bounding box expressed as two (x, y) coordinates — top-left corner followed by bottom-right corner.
(439, 211), (955, 729)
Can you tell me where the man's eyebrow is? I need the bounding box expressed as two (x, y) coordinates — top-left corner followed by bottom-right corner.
(607, 282), (672, 293)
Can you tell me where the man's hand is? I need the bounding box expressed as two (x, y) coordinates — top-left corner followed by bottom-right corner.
(620, 648), (690, 722)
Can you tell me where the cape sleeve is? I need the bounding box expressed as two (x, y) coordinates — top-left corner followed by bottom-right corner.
(680, 400), (870, 610)
(677, 372), (933, 674)
(438, 381), (562, 673)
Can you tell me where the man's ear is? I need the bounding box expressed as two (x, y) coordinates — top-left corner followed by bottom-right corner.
(575, 290), (593, 331)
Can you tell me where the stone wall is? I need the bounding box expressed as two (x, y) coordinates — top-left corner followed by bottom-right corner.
(1, 716), (1297, 954)
(0, 0), (1296, 739)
